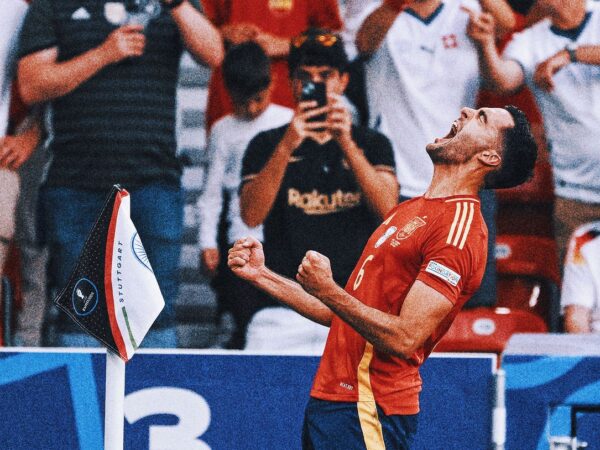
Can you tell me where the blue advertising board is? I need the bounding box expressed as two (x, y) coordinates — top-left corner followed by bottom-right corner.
(504, 354), (600, 450)
(0, 350), (494, 449)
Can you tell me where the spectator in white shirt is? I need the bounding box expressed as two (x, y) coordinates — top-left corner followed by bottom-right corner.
(198, 42), (292, 348)
(562, 222), (600, 333)
(468, 0), (600, 267)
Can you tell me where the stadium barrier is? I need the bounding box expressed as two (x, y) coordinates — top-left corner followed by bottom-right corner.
(0, 350), (495, 450)
(504, 334), (600, 450)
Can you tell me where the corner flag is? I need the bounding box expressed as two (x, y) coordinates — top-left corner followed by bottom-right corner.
(54, 185), (164, 361)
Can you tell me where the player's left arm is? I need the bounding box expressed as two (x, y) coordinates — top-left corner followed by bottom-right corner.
(299, 204), (485, 357)
(166, 0), (224, 67)
(298, 251), (452, 358)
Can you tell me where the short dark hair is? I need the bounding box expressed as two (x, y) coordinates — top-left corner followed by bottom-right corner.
(288, 28), (349, 75)
(484, 105), (538, 189)
(222, 42), (271, 102)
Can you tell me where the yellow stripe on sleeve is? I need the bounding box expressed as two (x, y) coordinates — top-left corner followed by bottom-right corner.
(446, 202), (462, 245)
(458, 202), (475, 250)
(452, 202), (469, 247)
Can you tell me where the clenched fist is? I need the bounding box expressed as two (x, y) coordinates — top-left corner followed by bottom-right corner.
(227, 236), (265, 282)
(296, 250), (335, 297)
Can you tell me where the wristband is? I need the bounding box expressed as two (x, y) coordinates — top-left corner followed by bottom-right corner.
(565, 42), (578, 63)
(161, 0), (184, 10)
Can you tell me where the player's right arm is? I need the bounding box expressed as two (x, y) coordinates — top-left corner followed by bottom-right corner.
(356, 1), (405, 56)
(463, 6), (525, 95)
(228, 237), (333, 326)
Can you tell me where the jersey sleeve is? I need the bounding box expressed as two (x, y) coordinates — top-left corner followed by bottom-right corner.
(561, 258), (596, 311)
(197, 122), (228, 249)
(240, 129), (278, 185)
(18, 0), (57, 58)
(360, 129), (396, 175)
(200, 0), (227, 26)
(416, 202), (487, 305)
(561, 232), (597, 311)
(309, 0), (343, 31)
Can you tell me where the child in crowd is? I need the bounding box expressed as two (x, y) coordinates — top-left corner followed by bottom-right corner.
(197, 42), (293, 348)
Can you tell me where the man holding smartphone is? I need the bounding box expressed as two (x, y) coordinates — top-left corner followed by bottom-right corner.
(239, 28), (398, 352)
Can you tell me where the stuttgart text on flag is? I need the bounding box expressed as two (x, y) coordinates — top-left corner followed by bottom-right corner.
(54, 185), (164, 361)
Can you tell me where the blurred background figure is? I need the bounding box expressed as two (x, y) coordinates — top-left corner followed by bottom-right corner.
(239, 28), (397, 352)
(1, 0), (42, 343)
(201, 0), (343, 130)
(338, 0), (381, 125)
(469, 0), (600, 269)
(16, 0), (223, 347)
(561, 222), (600, 334)
(198, 42), (293, 348)
(356, 0), (516, 308)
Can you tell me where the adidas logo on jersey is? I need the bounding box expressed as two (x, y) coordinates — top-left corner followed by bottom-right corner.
(72, 7), (91, 20)
(446, 201), (475, 250)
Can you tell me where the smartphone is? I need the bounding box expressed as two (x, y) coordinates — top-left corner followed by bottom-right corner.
(301, 81), (327, 123)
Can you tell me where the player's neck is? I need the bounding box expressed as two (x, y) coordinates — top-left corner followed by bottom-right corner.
(406, 0), (443, 19)
(551, 2), (586, 30)
(424, 166), (481, 199)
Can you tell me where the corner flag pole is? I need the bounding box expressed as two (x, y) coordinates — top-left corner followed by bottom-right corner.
(52, 185), (165, 449)
(105, 351), (126, 450)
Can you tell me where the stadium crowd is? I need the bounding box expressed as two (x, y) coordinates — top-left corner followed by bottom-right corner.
(1, 0), (600, 349)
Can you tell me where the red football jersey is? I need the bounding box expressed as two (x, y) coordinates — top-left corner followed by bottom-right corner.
(310, 195), (488, 415)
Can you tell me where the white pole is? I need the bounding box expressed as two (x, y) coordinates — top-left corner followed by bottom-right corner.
(492, 368), (506, 450)
(105, 350), (126, 450)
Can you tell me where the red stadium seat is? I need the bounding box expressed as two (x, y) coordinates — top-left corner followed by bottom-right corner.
(435, 307), (547, 354)
(496, 203), (554, 238)
(495, 235), (561, 330)
(496, 234), (560, 284)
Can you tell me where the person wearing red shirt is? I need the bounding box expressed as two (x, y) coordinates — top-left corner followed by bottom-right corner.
(201, 0), (343, 130)
(229, 104), (537, 448)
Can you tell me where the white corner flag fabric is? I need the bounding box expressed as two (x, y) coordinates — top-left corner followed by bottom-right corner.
(55, 185), (164, 361)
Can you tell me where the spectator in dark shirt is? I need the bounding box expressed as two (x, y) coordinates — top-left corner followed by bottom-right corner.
(239, 28), (398, 352)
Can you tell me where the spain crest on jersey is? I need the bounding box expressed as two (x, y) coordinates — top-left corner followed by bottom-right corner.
(396, 217), (427, 240)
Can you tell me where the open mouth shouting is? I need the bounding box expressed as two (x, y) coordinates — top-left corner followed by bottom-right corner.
(434, 120), (460, 145)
